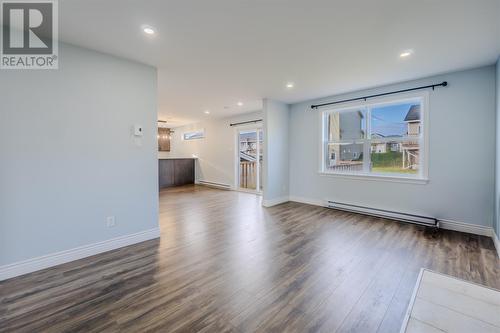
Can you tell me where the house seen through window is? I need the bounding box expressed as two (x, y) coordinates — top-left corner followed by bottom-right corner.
(322, 95), (427, 179)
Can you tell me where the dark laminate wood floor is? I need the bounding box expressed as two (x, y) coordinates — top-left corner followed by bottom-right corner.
(1, 185), (499, 332)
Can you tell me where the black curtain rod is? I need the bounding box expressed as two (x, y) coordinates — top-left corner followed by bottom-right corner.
(230, 119), (263, 127)
(311, 81), (448, 109)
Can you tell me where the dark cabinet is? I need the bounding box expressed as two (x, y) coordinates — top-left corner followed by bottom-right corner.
(159, 159), (175, 188)
(159, 159), (195, 188)
(174, 159), (195, 186)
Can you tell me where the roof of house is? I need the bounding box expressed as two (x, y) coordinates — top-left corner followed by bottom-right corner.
(372, 133), (403, 139)
(404, 104), (420, 122)
(240, 151), (256, 162)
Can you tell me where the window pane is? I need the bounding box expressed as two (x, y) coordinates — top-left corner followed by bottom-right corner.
(371, 103), (421, 139)
(183, 130), (204, 140)
(328, 109), (366, 141)
(370, 140), (419, 175)
(239, 130), (257, 190)
(258, 129), (263, 191)
(326, 143), (364, 173)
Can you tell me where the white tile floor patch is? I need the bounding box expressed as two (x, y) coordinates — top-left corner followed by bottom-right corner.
(401, 269), (500, 333)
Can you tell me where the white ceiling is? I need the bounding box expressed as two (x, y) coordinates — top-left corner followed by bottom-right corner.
(58, 0), (500, 127)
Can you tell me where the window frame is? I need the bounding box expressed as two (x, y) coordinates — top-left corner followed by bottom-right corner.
(318, 91), (429, 184)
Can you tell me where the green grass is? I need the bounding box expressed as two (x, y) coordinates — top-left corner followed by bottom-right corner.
(371, 151), (402, 167)
(371, 151), (417, 174)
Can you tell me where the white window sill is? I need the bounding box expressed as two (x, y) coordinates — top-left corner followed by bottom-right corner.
(318, 171), (429, 185)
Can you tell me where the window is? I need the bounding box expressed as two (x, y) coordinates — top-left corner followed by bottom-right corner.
(183, 129), (204, 140)
(321, 94), (427, 180)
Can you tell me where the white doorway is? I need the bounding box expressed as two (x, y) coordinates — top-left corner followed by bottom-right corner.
(236, 128), (263, 193)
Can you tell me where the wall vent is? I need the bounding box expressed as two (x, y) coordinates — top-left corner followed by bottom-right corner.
(327, 201), (438, 227)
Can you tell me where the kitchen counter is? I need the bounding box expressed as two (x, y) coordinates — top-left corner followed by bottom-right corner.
(159, 158), (195, 188)
(158, 157), (197, 159)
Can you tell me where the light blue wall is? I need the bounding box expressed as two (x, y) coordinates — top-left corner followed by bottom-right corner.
(263, 99), (290, 203)
(495, 58), (500, 236)
(0, 43), (159, 265)
(289, 66), (496, 227)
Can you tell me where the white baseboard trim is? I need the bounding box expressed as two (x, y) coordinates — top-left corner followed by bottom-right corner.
(0, 227), (160, 282)
(262, 196), (289, 207)
(288, 195), (326, 207)
(438, 219), (493, 237)
(493, 230), (500, 260)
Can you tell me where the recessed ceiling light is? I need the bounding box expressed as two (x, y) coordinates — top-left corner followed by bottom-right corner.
(237, 102), (243, 107)
(286, 82), (295, 89)
(204, 110), (210, 114)
(142, 25), (156, 35)
(400, 50), (413, 58)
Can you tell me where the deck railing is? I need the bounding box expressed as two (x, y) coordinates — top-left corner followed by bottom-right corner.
(327, 162), (363, 172)
(240, 161), (257, 189)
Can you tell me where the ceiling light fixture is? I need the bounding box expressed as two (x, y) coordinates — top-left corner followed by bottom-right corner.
(286, 82), (295, 89)
(142, 25), (156, 35)
(237, 102), (243, 106)
(400, 50), (413, 58)
(204, 110), (210, 114)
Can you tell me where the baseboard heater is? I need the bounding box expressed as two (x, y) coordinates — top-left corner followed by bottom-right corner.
(197, 180), (232, 190)
(327, 201), (438, 228)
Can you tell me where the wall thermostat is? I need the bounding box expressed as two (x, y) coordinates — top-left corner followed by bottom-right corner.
(134, 125), (143, 137)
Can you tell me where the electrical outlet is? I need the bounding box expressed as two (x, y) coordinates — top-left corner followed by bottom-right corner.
(106, 216), (116, 227)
